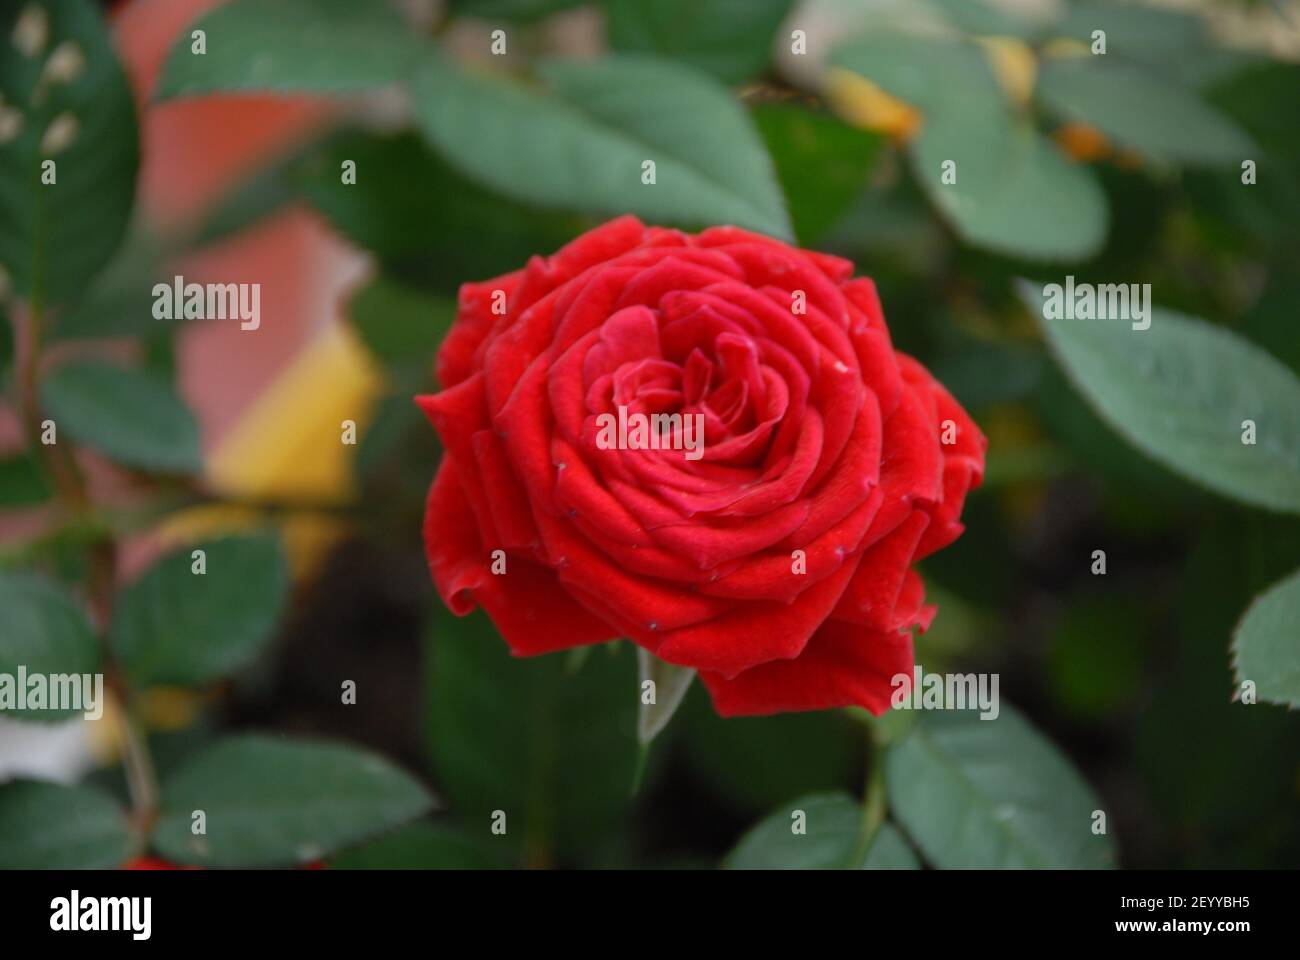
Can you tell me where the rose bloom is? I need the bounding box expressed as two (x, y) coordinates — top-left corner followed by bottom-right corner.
(418, 217), (985, 717)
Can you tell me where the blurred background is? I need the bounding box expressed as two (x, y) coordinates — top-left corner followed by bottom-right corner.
(1, 0), (1298, 869)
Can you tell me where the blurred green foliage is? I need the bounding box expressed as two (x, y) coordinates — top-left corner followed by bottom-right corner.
(1, 0), (1297, 870)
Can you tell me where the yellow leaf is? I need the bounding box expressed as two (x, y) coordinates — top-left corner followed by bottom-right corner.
(976, 36), (1037, 107)
(206, 323), (383, 505)
(156, 323), (386, 582)
(824, 67), (922, 143)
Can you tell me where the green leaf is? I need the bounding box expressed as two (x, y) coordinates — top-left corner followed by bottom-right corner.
(1051, 1), (1209, 69)
(155, 0), (425, 100)
(424, 611), (639, 861)
(0, 453), (52, 508)
(752, 104), (881, 245)
(831, 31), (1001, 117)
(186, 137), (326, 248)
(303, 131), (584, 294)
(603, 0), (794, 84)
(197, 119), (585, 266)
(832, 33), (1106, 261)
(412, 53), (792, 239)
(724, 792), (858, 869)
(724, 792), (917, 869)
(0, 0), (139, 305)
(1233, 566), (1300, 708)
(41, 360), (201, 473)
(347, 273), (453, 389)
(1037, 57), (1255, 167)
(912, 113), (1107, 262)
(886, 705), (1116, 868)
(330, 822), (503, 869)
(1032, 363), (1197, 517)
(110, 534), (288, 688)
(300, 132), (456, 260)
(0, 780), (133, 868)
(861, 823), (920, 869)
(1025, 284), (1300, 514)
(0, 570), (99, 723)
(928, 0), (1038, 39)
(636, 648), (693, 744)
(48, 230), (169, 340)
(153, 734), (433, 867)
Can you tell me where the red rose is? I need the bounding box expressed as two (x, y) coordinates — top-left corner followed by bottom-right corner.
(417, 217), (985, 717)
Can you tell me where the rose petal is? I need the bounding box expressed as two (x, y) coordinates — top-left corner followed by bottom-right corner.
(700, 618), (913, 717)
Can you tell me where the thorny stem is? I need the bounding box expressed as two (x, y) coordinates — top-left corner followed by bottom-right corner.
(19, 302), (160, 827)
